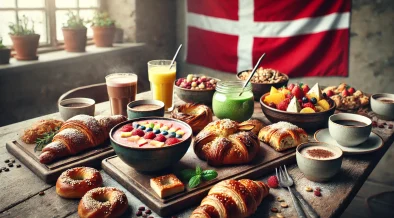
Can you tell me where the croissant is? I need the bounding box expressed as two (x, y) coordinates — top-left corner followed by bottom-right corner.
(194, 119), (263, 166)
(191, 179), (270, 218)
(171, 103), (213, 134)
(39, 114), (126, 164)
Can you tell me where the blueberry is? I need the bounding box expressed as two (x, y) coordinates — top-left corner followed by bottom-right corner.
(169, 134), (175, 138)
(322, 92), (327, 98)
(153, 129), (160, 134)
(139, 125), (146, 130)
(302, 97), (308, 103)
(310, 97), (317, 104)
(162, 130), (168, 135)
(176, 134), (182, 138)
(146, 127), (153, 132)
(133, 123), (140, 128)
(170, 132), (176, 136)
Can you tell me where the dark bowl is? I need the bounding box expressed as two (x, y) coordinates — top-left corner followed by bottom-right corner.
(109, 117), (193, 172)
(260, 93), (336, 131)
(236, 70), (289, 101)
(174, 76), (220, 105)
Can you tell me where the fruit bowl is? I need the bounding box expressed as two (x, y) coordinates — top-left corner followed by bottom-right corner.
(260, 93), (336, 131)
(236, 68), (289, 101)
(174, 74), (220, 105)
(109, 117), (193, 172)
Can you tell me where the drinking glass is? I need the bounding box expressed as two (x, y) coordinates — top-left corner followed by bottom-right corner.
(105, 73), (138, 116)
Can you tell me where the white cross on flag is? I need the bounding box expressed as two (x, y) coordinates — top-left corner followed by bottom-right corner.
(186, 0), (351, 77)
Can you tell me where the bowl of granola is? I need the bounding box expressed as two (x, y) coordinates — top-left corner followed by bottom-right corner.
(237, 67), (289, 100)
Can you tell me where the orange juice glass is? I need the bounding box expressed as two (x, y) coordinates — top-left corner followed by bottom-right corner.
(148, 60), (176, 111)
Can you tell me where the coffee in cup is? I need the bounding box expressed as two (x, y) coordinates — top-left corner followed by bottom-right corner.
(106, 73), (138, 116)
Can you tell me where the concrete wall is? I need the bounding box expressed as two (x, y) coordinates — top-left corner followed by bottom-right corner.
(176, 0), (394, 94)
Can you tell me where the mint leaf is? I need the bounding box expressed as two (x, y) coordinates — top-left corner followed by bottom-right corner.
(196, 165), (203, 175)
(180, 169), (196, 180)
(189, 175), (201, 188)
(201, 170), (218, 181)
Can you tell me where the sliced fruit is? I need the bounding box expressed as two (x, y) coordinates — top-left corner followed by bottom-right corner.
(315, 106), (324, 112)
(168, 127), (180, 133)
(137, 138), (148, 147)
(120, 132), (132, 138)
(264, 93), (286, 105)
(307, 83), (323, 101)
(317, 99), (330, 110)
(280, 88), (290, 95)
(175, 130), (185, 135)
(161, 126), (169, 131)
(300, 107), (316, 113)
(286, 96), (301, 113)
(270, 86), (279, 95)
(127, 135), (140, 142)
(150, 140), (165, 147)
(154, 123), (163, 129)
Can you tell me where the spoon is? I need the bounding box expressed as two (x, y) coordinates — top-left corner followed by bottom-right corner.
(239, 53), (266, 96)
(169, 44), (183, 70)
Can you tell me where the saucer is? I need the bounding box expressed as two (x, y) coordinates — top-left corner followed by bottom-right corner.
(314, 128), (383, 154)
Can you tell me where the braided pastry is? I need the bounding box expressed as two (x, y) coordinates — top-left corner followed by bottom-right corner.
(194, 119), (263, 166)
(191, 179), (270, 218)
(171, 103), (213, 134)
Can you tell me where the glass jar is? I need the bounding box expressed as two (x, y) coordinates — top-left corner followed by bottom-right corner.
(212, 81), (254, 122)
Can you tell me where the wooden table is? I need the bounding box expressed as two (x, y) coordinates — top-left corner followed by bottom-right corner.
(0, 91), (393, 218)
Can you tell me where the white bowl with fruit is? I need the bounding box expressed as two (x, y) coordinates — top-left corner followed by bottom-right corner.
(259, 83), (336, 131)
(174, 74), (220, 104)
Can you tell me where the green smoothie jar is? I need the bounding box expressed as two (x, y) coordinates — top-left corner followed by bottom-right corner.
(212, 81), (254, 122)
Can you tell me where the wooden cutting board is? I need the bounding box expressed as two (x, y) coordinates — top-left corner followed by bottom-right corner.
(102, 140), (301, 217)
(6, 139), (114, 183)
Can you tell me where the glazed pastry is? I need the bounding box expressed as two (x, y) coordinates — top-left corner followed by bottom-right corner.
(78, 187), (128, 218)
(190, 179), (270, 218)
(150, 174), (185, 198)
(39, 114), (126, 164)
(21, 119), (64, 144)
(56, 167), (103, 198)
(171, 103), (213, 134)
(194, 119), (262, 166)
(322, 83), (369, 111)
(258, 121), (308, 151)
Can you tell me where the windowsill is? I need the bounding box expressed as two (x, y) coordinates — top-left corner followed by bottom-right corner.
(0, 43), (145, 71)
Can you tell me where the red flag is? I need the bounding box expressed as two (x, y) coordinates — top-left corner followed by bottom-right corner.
(186, 0), (351, 77)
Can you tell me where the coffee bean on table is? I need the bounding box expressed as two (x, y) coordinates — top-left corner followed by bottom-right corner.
(136, 210), (142, 216)
(378, 124), (384, 128)
(8, 163), (13, 167)
(4, 168), (9, 172)
(138, 206), (145, 211)
(10, 159), (15, 163)
(145, 209), (152, 214)
(1, 167), (6, 170)
(4, 159), (9, 163)
(0, 169), (2, 173)
(16, 164), (21, 168)
(39, 191), (45, 196)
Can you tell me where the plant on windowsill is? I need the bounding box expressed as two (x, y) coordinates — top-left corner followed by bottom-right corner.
(0, 38), (11, 65)
(9, 15), (40, 61)
(62, 11), (88, 52)
(91, 11), (116, 47)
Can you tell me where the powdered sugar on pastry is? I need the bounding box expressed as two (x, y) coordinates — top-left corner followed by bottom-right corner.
(268, 121), (298, 130)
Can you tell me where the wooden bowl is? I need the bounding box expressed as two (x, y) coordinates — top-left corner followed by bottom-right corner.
(236, 70), (289, 101)
(260, 93), (336, 131)
(174, 77), (220, 105)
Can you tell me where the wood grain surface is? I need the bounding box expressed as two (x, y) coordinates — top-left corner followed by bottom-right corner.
(0, 91), (393, 218)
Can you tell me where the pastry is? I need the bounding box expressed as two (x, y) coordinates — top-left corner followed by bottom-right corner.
(322, 83), (369, 111)
(150, 174), (185, 198)
(21, 119), (64, 144)
(78, 187), (128, 218)
(194, 119), (263, 166)
(171, 103), (213, 133)
(39, 114), (126, 164)
(258, 121), (308, 151)
(56, 167), (103, 199)
(190, 179), (270, 218)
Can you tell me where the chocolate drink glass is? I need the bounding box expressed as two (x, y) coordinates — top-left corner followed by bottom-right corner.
(106, 73), (138, 116)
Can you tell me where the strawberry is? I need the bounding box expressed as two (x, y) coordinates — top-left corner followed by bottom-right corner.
(342, 89), (349, 97)
(285, 93), (294, 99)
(291, 86), (304, 99)
(326, 90), (334, 97)
(166, 138), (180, 145)
(277, 99), (290, 111)
(302, 102), (316, 111)
(144, 132), (156, 139)
(154, 134), (166, 142)
(302, 84), (310, 94)
(131, 129), (145, 137)
(267, 176), (279, 188)
(120, 124), (133, 132)
(348, 87), (355, 95)
(287, 83), (295, 91)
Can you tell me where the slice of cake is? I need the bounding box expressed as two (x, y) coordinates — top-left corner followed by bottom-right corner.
(286, 96), (301, 113)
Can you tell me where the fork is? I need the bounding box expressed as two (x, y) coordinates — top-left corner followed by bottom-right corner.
(276, 165), (320, 218)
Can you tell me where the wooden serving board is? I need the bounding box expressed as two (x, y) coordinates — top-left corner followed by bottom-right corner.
(6, 139), (114, 183)
(102, 140), (302, 217)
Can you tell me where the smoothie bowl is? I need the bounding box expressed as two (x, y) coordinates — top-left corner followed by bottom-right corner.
(110, 117), (193, 172)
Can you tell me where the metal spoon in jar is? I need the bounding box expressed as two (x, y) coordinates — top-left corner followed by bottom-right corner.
(239, 53), (266, 96)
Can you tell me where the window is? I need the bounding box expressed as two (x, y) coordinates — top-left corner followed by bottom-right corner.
(0, 0), (100, 47)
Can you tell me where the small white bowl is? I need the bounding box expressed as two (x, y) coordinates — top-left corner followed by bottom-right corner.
(371, 93), (394, 120)
(58, 98), (95, 121)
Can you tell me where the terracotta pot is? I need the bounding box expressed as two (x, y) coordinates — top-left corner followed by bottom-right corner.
(92, 26), (116, 47)
(0, 48), (11, 65)
(62, 27), (87, 52)
(10, 34), (40, 60)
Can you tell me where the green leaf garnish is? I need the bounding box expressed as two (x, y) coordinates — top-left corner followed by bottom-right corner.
(201, 170), (218, 181)
(189, 175), (201, 188)
(34, 127), (60, 152)
(180, 166), (218, 188)
(196, 165), (203, 175)
(180, 169), (196, 180)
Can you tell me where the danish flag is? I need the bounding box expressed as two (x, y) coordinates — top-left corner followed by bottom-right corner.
(186, 0), (351, 77)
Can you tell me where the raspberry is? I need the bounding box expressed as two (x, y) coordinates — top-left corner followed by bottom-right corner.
(302, 84), (310, 94)
(291, 86), (304, 99)
(314, 190), (321, 197)
(267, 175), (279, 188)
(120, 124), (133, 132)
(144, 132), (156, 139)
(285, 93), (294, 99)
(342, 89), (349, 97)
(154, 134), (166, 142)
(277, 99), (290, 111)
(302, 102), (316, 111)
(326, 90), (334, 97)
(287, 83), (295, 91)
(166, 138), (180, 145)
(348, 87), (355, 95)
(132, 129), (145, 137)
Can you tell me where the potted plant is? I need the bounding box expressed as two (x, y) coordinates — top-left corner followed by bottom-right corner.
(62, 11), (87, 52)
(0, 38), (11, 65)
(9, 15), (40, 60)
(91, 12), (116, 47)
